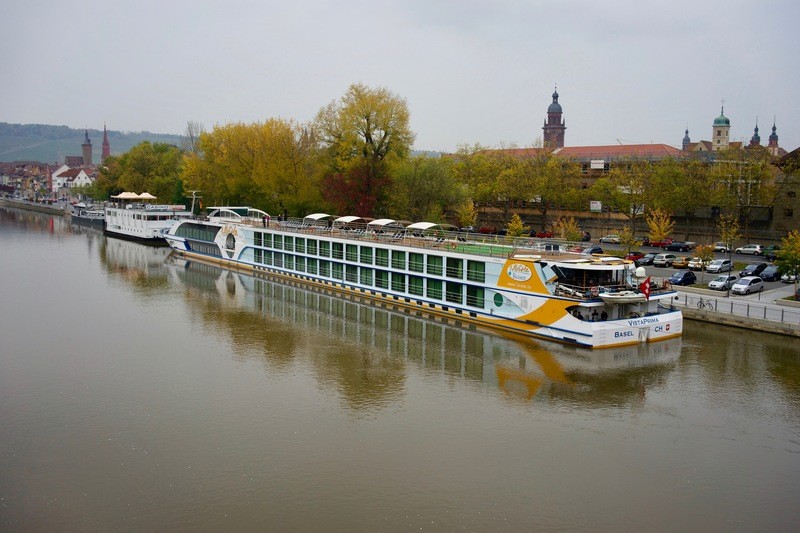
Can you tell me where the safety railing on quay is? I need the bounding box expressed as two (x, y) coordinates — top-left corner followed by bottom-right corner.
(673, 292), (800, 325)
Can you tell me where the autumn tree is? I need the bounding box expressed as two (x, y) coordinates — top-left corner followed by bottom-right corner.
(716, 214), (741, 250)
(453, 199), (478, 229)
(315, 83), (414, 216)
(181, 120), (204, 154)
(506, 213), (528, 238)
(181, 119), (322, 214)
(646, 208), (675, 243)
(552, 216), (583, 242)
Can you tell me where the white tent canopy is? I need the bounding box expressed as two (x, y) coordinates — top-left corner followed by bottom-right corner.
(138, 192), (157, 200)
(111, 192), (140, 200)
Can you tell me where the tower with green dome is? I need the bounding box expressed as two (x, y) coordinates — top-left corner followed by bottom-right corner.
(712, 105), (730, 151)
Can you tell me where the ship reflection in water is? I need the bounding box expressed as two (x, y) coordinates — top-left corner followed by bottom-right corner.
(165, 256), (682, 405)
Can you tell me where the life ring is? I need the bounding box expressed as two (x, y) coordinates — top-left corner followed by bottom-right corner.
(590, 286), (599, 297)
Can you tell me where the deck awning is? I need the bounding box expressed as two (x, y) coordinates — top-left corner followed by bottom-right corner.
(111, 192), (140, 200)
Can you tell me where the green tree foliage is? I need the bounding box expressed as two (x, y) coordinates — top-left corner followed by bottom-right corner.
(590, 157), (652, 232)
(552, 216), (583, 242)
(514, 146), (582, 231)
(650, 158), (711, 239)
(716, 214), (741, 249)
(95, 142), (184, 204)
(618, 226), (638, 254)
(315, 83), (414, 215)
(181, 119), (322, 214)
(775, 230), (800, 290)
(388, 156), (464, 222)
(453, 199), (478, 229)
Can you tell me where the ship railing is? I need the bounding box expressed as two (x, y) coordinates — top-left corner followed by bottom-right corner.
(555, 279), (673, 300)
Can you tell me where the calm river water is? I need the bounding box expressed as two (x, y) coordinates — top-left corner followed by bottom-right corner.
(1, 207), (799, 532)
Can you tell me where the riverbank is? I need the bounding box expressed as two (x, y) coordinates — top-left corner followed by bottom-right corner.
(675, 284), (800, 338)
(0, 197), (69, 216)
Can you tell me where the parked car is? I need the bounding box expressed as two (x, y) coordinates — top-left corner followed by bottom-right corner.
(599, 234), (621, 244)
(764, 245), (780, 262)
(731, 276), (764, 295)
(759, 265), (781, 281)
(625, 251), (645, 263)
(653, 253), (678, 267)
(706, 259), (733, 273)
(650, 238), (673, 247)
(672, 256), (691, 268)
(669, 270), (697, 286)
(781, 272), (798, 283)
(664, 241), (692, 252)
(708, 274), (738, 291)
(459, 226), (475, 233)
(739, 262), (767, 277)
(636, 235), (651, 246)
(532, 230), (553, 238)
(637, 252), (658, 266)
(713, 242), (731, 253)
(581, 231), (592, 241)
(687, 257), (706, 271)
(735, 244), (763, 255)
(581, 245), (603, 255)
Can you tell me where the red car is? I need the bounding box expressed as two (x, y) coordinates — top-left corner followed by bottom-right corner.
(649, 238), (673, 247)
(533, 230), (553, 238)
(625, 251), (645, 263)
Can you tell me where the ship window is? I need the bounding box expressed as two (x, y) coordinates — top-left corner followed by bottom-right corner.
(360, 246), (373, 264)
(319, 241), (330, 257)
(446, 258), (463, 279)
(466, 286), (484, 308)
(375, 270), (389, 289)
(346, 244), (358, 262)
(409, 253), (424, 272)
(360, 268), (373, 286)
(331, 262), (344, 280)
(274, 253), (284, 268)
(264, 251), (273, 265)
(225, 233), (235, 250)
(254, 249), (262, 263)
(296, 256), (305, 272)
(391, 251), (406, 270)
(391, 273), (406, 292)
(466, 261), (485, 282)
(307, 258), (317, 274)
(427, 255), (443, 276)
(296, 238), (305, 253)
(345, 264), (358, 282)
(319, 260), (330, 277)
(307, 239), (317, 255)
(332, 242), (344, 260)
(264, 233), (272, 248)
(409, 275), (424, 296)
(273, 235), (282, 250)
(375, 248), (389, 267)
(254, 232), (263, 247)
(427, 279), (442, 299)
(445, 281), (463, 304)
(175, 222), (220, 242)
(284, 236), (294, 252)
(285, 255), (295, 270)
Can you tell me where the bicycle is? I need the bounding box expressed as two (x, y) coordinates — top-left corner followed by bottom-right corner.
(697, 298), (715, 310)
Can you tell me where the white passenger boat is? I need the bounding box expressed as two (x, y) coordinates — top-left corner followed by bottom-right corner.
(70, 205), (106, 228)
(104, 192), (191, 242)
(164, 208), (683, 349)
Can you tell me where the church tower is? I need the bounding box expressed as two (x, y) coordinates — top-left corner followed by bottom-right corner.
(102, 123), (110, 162)
(542, 88), (566, 148)
(682, 128), (691, 151)
(749, 120), (761, 147)
(712, 106), (730, 151)
(82, 129), (93, 165)
(767, 118), (780, 156)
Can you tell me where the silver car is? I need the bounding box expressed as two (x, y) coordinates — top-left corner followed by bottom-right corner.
(708, 275), (737, 291)
(731, 276), (764, 295)
(706, 259), (733, 273)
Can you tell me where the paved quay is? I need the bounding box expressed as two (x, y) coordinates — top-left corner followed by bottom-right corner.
(674, 283), (800, 338)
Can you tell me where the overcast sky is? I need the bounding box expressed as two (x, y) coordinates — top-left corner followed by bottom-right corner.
(4, 0), (798, 153)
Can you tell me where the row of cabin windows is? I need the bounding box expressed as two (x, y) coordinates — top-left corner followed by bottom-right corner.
(251, 249), (485, 308)
(251, 233), (485, 283)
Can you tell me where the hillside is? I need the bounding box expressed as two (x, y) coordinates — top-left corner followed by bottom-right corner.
(0, 123), (183, 164)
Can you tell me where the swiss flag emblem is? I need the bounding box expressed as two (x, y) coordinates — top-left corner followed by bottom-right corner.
(639, 276), (651, 300)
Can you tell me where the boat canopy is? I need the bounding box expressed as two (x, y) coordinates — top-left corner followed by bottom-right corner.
(303, 213), (331, 222)
(367, 218), (398, 228)
(207, 206), (268, 221)
(332, 216), (367, 230)
(138, 192), (157, 200)
(111, 192), (141, 200)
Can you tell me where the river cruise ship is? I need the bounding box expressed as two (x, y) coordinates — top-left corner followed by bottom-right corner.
(104, 192), (191, 242)
(164, 208), (683, 349)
